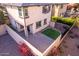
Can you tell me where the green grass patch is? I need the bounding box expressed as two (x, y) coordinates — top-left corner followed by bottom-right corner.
(42, 28), (60, 39)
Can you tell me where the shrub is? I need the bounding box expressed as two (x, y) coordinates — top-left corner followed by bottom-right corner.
(52, 16), (75, 26)
(52, 16), (62, 22)
(62, 18), (75, 26)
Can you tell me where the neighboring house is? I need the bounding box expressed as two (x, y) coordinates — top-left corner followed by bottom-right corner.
(51, 3), (78, 17)
(52, 3), (68, 17)
(63, 3), (79, 17)
(3, 3), (53, 38)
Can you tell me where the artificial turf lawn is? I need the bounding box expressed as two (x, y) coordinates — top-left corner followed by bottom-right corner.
(42, 28), (60, 39)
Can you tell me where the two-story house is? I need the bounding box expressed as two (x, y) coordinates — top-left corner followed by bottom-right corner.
(3, 3), (53, 38)
(0, 3), (62, 56)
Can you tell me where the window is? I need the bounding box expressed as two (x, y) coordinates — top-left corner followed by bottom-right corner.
(42, 5), (50, 13)
(18, 7), (22, 17)
(44, 19), (47, 25)
(36, 21), (41, 29)
(24, 8), (28, 17)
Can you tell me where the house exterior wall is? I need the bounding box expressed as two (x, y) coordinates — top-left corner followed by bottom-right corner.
(5, 6), (24, 26)
(23, 5), (52, 33)
(5, 5), (53, 34)
(54, 5), (61, 17)
(51, 5), (55, 16)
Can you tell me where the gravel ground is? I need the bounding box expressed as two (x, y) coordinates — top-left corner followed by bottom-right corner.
(58, 26), (79, 56)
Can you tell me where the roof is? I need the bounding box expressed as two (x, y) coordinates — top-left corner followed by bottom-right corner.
(1, 3), (67, 7)
(1, 3), (52, 7)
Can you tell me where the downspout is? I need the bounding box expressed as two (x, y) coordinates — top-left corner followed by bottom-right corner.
(23, 7), (28, 39)
(50, 4), (55, 27)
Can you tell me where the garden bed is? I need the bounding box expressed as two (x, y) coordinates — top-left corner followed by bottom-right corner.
(42, 28), (60, 39)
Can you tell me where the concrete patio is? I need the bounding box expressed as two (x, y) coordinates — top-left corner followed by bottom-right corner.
(0, 34), (21, 56)
(17, 31), (54, 53)
(27, 33), (54, 53)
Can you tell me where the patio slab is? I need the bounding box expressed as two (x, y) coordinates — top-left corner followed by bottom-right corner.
(16, 30), (54, 53)
(27, 33), (54, 53)
(0, 34), (21, 56)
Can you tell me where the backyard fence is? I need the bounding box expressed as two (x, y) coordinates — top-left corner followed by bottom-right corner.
(58, 20), (76, 48)
(43, 34), (61, 56)
(43, 20), (75, 56)
(5, 24), (65, 56)
(5, 25), (42, 56)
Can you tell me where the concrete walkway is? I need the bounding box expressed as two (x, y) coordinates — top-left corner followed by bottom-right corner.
(0, 34), (21, 56)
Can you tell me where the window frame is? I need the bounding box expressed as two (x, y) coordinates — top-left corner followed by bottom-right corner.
(44, 18), (47, 25)
(23, 7), (29, 18)
(36, 21), (41, 29)
(18, 7), (22, 17)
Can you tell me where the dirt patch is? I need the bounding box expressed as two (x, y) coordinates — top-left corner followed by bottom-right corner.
(58, 26), (79, 56)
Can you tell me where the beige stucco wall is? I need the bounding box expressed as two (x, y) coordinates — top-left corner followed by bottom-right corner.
(54, 5), (61, 17)
(0, 24), (6, 36)
(6, 6), (24, 26)
(27, 6), (52, 33)
(5, 5), (53, 33)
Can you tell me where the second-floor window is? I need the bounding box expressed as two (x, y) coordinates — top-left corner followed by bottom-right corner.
(24, 8), (28, 18)
(42, 5), (50, 13)
(18, 7), (22, 17)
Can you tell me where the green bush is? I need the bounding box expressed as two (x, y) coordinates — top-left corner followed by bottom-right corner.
(62, 18), (74, 25)
(52, 16), (75, 26)
(51, 16), (62, 22)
